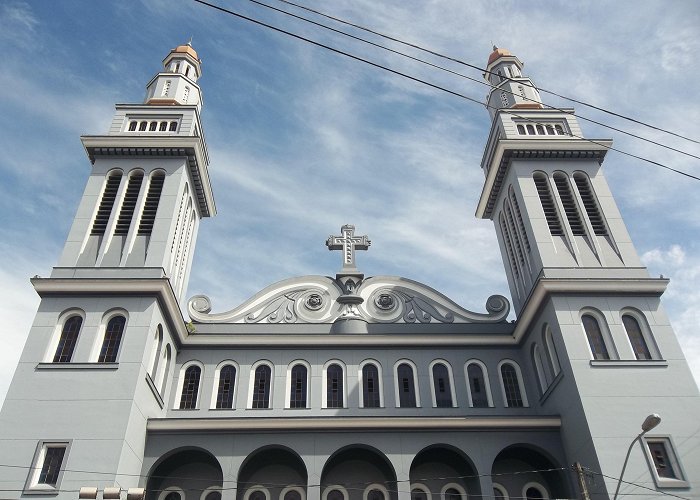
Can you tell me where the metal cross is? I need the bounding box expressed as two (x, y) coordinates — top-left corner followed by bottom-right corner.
(326, 224), (370, 272)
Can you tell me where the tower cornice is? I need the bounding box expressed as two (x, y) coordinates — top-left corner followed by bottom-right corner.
(81, 134), (216, 217)
(476, 137), (612, 219)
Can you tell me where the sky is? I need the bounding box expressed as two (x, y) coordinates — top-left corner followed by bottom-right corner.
(0, 0), (699, 406)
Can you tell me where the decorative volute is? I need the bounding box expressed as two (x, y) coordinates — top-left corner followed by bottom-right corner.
(484, 45), (543, 121)
(145, 41), (203, 110)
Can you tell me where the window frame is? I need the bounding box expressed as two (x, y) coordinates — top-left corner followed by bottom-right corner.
(89, 309), (128, 363)
(243, 487), (271, 500)
(358, 359), (384, 408)
(211, 360), (238, 410)
(642, 435), (689, 488)
(440, 483), (467, 500)
(175, 360), (204, 410)
(24, 440), (71, 493)
(322, 486), (349, 500)
(410, 483), (431, 500)
(46, 309), (85, 363)
(429, 359), (457, 408)
(580, 309), (618, 361)
(543, 325), (561, 378)
(521, 482), (549, 500)
(393, 359), (421, 408)
(158, 487), (185, 500)
(248, 360), (274, 409)
(279, 486), (306, 500)
(322, 360), (347, 409)
(200, 486), (223, 500)
(285, 360), (311, 409)
(497, 360), (529, 408)
(464, 359), (494, 408)
(492, 484), (508, 500)
(621, 309), (660, 360)
(363, 484), (389, 500)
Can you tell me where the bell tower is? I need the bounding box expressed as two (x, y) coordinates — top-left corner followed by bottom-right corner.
(477, 46), (642, 312)
(59, 42), (215, 301)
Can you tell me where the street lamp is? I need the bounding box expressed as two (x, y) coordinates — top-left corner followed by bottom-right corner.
(613, 414), (661, 500)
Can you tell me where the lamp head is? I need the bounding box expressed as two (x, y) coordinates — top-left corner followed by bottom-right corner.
(641, 414), (661, 433)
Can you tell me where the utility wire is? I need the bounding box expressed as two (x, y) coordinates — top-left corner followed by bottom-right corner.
(583, 467), (692, 500)
(229, 0), (700, 163)
(271, 0), (700, 146)
(193, 0), (700, 182)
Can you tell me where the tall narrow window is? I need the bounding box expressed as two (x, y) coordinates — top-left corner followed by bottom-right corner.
(517, 124), (525, 134)
(505, 202), (526, 267)
(183, 86), (190, 103)
(397, 363), (417, 408)
(573, 173), (607, 235)
(149, 121), (157, 131)
(544, 327), (561, 377)
(467, 363), (489, 408)
(500, 91), (509, 107)
(500, 362), (524, 407)
(53, 316), (82, 363)
(252, 364), (272, 408)
(532, 344), (548, 393)
(533, 173), (563, 235)
(553, 172), (585, 235)
(114, 171), (144, 236)
(362, 363), (381, 408)
(98, 315), (126, 363)
(149, 325), (163, 377)
(432, 363), (453, 408)
(582, 314), (610, 360)
(29, 443), (68, 489)
(159, 121), (167, 131)
(623, 314), (652, 360)
(169, 121), (178, 132)
(128, 121), (137, 131)
(289, 364), (308, 408)
(510, 187), (530, 252)
(179, 365), (201, 409)
(162, 80), (171, 97)
(216, 364), (236, 409)
(91, 171), (122, 235)
(159, 345), (171, 394)
(499, 213), (520, 280)
(139, 121), (147, 131)
(138, 171), (165, 236)
(326, 363), (343, 408)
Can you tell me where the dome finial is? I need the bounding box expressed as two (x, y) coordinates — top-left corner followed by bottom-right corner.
(187, 35), (193, 47)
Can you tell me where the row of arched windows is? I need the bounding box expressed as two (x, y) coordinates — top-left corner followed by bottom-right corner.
(176, 358), (529, 410)
(533, 171), (608, 238)
(580, 308), (660, 361)
(128, 120), (178, 132)
(516, 123), (566, 136)
(48, 310), (127, 364)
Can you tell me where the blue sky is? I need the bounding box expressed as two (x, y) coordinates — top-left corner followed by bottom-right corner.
(0, 1), (699, 404)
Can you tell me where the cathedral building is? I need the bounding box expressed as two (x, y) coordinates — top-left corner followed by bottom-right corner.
(0, 43), (698, 500)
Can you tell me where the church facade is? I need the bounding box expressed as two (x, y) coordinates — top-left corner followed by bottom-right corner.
(0, 43), (698, 500)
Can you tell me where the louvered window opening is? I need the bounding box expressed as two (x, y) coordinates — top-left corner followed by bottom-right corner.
(91, 173), (122, 235)
(216, 365), (236, 409)
(179, 365), (201, 409)
(115, 173), (144, 235)
(505, 203), (525, 266)
(98, 316), (126, 363)
(533, 174), (563, 235)
(138, 173), (165, 235)
(510, 190), (530, 251)
(501, 364), (523, 407)
(53, 316), (82, 363)
(553, 174), (585, 235)
(499, 214), (520, 279)
(574, 174), (608, 235)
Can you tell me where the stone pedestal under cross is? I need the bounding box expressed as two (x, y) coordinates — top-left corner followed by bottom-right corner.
(326, 224), (370, 275)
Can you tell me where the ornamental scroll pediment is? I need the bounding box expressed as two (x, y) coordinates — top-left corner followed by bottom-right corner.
(188, 275), (510, 324)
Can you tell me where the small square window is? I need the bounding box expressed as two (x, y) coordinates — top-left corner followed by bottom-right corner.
(25, 441), (70, 493)
(643, 437), (688, 488)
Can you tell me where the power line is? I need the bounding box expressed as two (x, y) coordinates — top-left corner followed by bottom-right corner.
(582, 467), (692, 500)
(193, 0), (700, 182)
(271, 0), (700, 146)
(229, 0), (700, 163)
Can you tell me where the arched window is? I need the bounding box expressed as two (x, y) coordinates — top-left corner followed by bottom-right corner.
(553, 172), (585, 235)
(179, 364), (202, 409)
(169, 121), (178, 132)
(244, 488), (270, 500)
(517, 124), (525, 134)
(159, 121), (167, 131)
(523, 483), (548, 500)
(158, 344), (172, 395)
(289, 363), (308, 408)
(149, 325), (163, 378)
(554, 124), (565, 135)
(526, 124), (535, 135)
(533, 172), (563, 235)
(323, 487), (348, 500)
(326, 363), (344, 408)
(53, 315), (83, 363)
(543, 325), (561, 377)
(203, 490), (222, 500)
(492, 484), (508, 500)
(281, 489), (303, 500)
(215, 364), (236, 409)
(128, 121), (137, 131)
(466, 360), (492, 408)
(98, 314), (126, 362)
(252, 364), (272, 408)
(622, 314), (653, 360)
(139, 121), (147, 131)
(441, 484), (466, 500)
(499, 361), (527, 408)
(159, 488), (185, 500)
(535, 124), (545, 135)
(410, 485), (430, 500)
(431, 361), (454, 408)
(149, 121), (158, 131)
(361, 362), (381, 408)
(545, 125), (555, 135)
(573, 172), (607, 235)
(532, 344), (548, 393)
(396, 362), (418, 408)
(91, 170), (122, 236)
(364, 485), (388, 500)
(582, 313), (611, 360)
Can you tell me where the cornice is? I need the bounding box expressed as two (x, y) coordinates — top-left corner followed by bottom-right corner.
(80, 134), (216, 217)
(476, 138), (613, 219)
(512, 277), (669, 342)
(147, 416), (561, 433)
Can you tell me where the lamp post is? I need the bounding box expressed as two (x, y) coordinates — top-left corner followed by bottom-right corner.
(613, 414), (661, 500)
